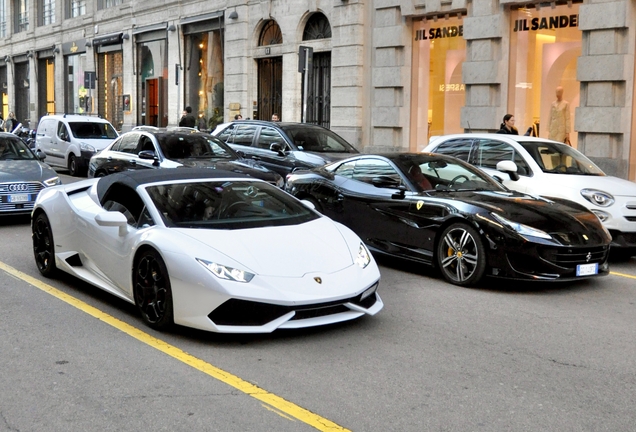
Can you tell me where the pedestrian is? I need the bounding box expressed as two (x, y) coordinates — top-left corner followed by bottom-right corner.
(548, 86), (571, 145)
(4, 112), (16, 133)
(496, 114), (518, 135)
(179, 106), (196, 128)
(197, 111), (207, 131)
(271, 113), (280, 122)
(234, 114), (243, 120)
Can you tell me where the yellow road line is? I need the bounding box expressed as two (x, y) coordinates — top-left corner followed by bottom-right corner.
(0, 261), (349, 432)
(610, 271), (636, 280)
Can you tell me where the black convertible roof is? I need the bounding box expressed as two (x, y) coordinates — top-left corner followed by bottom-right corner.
(96, 168), (252, 203)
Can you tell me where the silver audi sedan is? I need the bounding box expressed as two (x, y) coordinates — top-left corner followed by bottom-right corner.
(0, 133), (60, 216)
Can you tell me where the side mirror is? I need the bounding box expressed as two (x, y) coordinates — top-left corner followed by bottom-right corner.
(496, 160), (520, 181)
(95, 211), (129, 236)
(237, 150), (246, 158)
(300, 199), (316, 210)
(138, 150), (157, 160)
(270, 142), (285, 155)
(36, 149), (46, 160)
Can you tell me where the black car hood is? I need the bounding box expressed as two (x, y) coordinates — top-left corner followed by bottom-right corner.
(0, 160), (58, 182)
(438, 190), (609, 245)
(175, 158), (281, 183)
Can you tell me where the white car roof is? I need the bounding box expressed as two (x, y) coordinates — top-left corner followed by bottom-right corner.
(427, 133), (561, 147)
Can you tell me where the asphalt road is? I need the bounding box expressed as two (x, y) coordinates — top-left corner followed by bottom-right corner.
(1, 171), (635, 431)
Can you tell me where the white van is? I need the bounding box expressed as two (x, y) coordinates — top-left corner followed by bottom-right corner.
(35, 115), (119, 176)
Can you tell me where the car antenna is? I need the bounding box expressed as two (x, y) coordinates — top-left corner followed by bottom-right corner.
(467, 121), (472, 133)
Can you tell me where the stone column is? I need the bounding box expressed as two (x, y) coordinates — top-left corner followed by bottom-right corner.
(461, 0), (504, 132)
(576, 0), (634, 179)
(369, 3), (409, 152)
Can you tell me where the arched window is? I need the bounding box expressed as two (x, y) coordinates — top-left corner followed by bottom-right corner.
(259, 20), (283, 46)
(302, 13), (331, 40)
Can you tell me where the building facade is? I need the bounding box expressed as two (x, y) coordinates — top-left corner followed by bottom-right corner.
(0, 0), (635, 180)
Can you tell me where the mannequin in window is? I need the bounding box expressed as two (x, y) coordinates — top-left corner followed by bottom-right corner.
(496, 114), (518, 135)
(548, 86), (570, 144)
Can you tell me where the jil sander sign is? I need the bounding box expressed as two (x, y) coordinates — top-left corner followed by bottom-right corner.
(513, 14), (578, 32)
(415, 26), (463, 41)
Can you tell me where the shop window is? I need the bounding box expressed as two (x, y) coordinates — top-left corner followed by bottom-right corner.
(65, 53), (88, 114)
(137, 39), (168, 127)
(38, 0), (54, 26)
(97, 0), (122, 9)
(303, 13), (331, 40)
(411, 15), (466, 151)
(508, 2), (582, 147)
(66, 0), (85, 18)
(0, 1), (6, 37)
(184, 30), (224, 132)
(13, 0), (28, 32)
(259, 20), (282, 46)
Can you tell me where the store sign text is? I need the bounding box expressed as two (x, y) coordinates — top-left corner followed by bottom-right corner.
(513, 15), (578, 32)
(415, 26), (463, 41)
(439, 84), (465, 92)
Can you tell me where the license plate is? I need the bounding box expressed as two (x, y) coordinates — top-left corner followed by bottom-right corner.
(9, 194), (29, 203)
(576, 263), (598, 277)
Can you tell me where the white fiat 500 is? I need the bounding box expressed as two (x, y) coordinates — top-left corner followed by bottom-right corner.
(424, 134), (636, 255)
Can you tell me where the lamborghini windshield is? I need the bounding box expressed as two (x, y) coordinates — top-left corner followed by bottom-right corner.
(146, 180), (319, 229)
(518, 141), (605, 176)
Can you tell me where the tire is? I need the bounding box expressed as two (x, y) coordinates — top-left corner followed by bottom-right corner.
(436, 222), (486, 286)
(133, 249), (174, 330)
(32, 212), (57, 277)
(68, 154), (80, 177)
(94, 170), (107, 178)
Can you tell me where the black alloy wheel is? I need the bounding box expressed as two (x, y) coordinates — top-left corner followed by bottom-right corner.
(437, 223), (486, 286)
(68, 154), (79, 177)
(133, 249), (174, 330)
(32, 212), (57, 277)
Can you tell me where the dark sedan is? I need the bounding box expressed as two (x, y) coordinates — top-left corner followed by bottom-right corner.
(0, 133), (60, 216)
(88, 127), (283, 187)
(212, 121), (359, 177)
(285, 153), (612, 286)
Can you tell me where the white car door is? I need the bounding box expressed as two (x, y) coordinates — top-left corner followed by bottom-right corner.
(78, 190), (153, 299)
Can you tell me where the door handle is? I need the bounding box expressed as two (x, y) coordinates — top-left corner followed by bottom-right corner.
(107, 156), (112, 161)
(130, 160), (137, 166)
(251, 156), (261, 161)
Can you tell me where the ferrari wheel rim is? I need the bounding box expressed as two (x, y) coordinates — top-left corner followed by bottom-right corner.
(33, 216), (53, 272)
(135, 255), (168, 324)
(440, 227), (479, 283)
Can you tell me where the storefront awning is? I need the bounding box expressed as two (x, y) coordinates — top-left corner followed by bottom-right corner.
(93, 33), (124, 47)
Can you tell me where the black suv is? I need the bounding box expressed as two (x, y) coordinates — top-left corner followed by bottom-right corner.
(212, 121), (359, 177)
(88, 127), (283, 187)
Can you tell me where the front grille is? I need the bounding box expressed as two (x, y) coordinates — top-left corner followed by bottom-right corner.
(209, 286), (378, 327)
(539, 245), (609, 266)
(0, 182), (43, 194)
(0, 182), (44, 212)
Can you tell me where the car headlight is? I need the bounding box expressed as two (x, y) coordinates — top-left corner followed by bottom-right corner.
(80, 142), (96, 153)
(355, 243), (371, 269)
(43, 177), (60, 186)
(590, 209), (610, 223)
(581, 189), (614, 207)
(196, 258), (254, 283)
(491, 212), (552, 240)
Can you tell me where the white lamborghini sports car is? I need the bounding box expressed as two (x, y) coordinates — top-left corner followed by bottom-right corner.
(31, 169), (382, 333)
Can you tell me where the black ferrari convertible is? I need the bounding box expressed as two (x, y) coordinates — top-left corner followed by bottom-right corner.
(285, 153), (612, 286)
